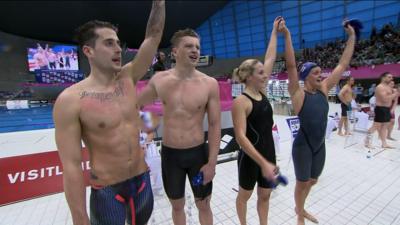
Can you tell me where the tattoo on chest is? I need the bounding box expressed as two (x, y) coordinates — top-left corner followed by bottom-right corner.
(80, 81), (125, 102)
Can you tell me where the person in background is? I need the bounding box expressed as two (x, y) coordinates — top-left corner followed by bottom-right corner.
(338, 76), (355, 136)
(139, 111), (163, 195)
(387, 81), (398, 140)
(152, 51), (167, 73)
(362, 87), (370, 104)
(368, 83), (376, 100)
(355, 83), (363, 103)
(365, 72), (398, 148)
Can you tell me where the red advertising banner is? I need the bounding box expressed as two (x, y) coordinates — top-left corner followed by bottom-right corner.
(0, 149), (90, 206)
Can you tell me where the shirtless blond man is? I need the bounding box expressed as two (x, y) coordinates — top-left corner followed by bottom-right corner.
(53, 1), (165, 225)
(338, 76), (355, 136)
(138, 29), (221, 225)
(365, 72), (398, 148)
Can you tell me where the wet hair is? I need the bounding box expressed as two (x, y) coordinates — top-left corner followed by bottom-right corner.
(74, 20), (118, 48)
(170, 28), (200, 47)
(232, 59), (260, 83)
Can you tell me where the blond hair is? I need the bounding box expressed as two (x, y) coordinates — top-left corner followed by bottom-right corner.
(232, 59), (260, 83)
(170, 28), (200, 47)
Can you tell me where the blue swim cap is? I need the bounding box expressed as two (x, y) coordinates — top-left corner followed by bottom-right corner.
(344, 18), (363, 40)
(299, 62), (318, 81)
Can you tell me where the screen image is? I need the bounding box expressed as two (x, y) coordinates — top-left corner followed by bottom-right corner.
(27, 43), (79, 72)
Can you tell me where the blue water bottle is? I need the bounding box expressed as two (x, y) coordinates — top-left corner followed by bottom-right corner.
(192, 172), (204, 186)
(265, 173), (288, 189)
(276, 174), (288, 186)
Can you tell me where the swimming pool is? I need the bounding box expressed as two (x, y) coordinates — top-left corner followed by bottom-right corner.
(0, 104), (54, 133)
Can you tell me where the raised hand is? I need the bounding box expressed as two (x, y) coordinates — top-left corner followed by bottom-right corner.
(272, 16), (284, 32)
(344, 24), (356, 37)
(277, 17), (289, 34)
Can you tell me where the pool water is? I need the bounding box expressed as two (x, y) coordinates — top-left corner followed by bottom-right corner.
(0, 104), (54, 133)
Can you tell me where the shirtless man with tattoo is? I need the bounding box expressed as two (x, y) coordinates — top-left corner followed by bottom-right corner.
(53, 1), (165, 224)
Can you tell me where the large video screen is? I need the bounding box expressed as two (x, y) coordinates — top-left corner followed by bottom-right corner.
(27, 43), (79, 72)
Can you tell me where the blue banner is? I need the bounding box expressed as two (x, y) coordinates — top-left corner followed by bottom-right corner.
(286, 117), (300, 139)
(34, 70), (84, 84)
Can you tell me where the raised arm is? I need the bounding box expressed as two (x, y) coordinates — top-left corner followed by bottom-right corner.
(231, 97), (276, 181)
(281, 18), (304, 115)
(122, 0), (165, 83)
(323, 23), (356, 92)
(53, 92), (88, 225)
(281, 19), (299, 95)
(263, 16), (282, 76)
(201, 78), (221, 184)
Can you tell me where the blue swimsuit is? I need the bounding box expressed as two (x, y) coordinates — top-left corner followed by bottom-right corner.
(292, 90), (328, 181)
(90, 171), (153, 225)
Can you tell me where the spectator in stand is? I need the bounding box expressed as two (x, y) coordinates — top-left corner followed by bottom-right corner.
(370, 25), (377, 44)
(297, 23), (400, 70)
(152, 51), (167, 73)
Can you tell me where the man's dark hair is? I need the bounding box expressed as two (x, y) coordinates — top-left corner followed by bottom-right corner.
(346, 76), (353, 83)
(74, 20), (118, 48)
(156, 51), (165, 61)
(380, 72), (391, 82)
(170, 28), (200, 47)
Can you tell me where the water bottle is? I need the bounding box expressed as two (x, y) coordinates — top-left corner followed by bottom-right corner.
(276, 174), (288, 186)
(192, 172), (203, 186)
(265, 173), (288, 189)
